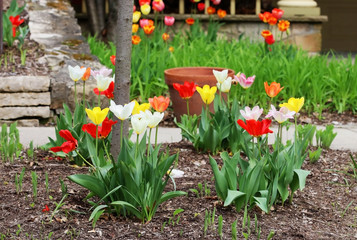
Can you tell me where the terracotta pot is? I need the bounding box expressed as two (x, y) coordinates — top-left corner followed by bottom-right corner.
(164, 67), (235, 121)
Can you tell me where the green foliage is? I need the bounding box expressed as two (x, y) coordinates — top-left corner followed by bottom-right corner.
(316, 124), (337, 149)
(14, 167), (26, 194)
(0, 122), (22, 163)
(2, 0), (27, 47)
(309, 147), (322, 164)
(68, 134), (186, 225)
(31, 171), (38, 201)
(88, 30), (357, 115)
(210, 124), (313, 213)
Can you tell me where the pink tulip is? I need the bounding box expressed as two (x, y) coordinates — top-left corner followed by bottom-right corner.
(266, 105), (295, 124)
(152, 0), (165, 12)
(240, 106), (263, 121)
(139, 19), (150, 28)
(133, 5), (136, 12)
(164, 16), (175, 26)
(272, 8), (284, 20)
(234, 73), (255, 89)
(211, 0), (221, 5)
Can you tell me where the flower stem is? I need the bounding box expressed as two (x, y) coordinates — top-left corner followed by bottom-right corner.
(98, 91), (101, 107)
(75, 149), (96, 170)
(96, 125), (98, 156)
(186, 99), (190, 116)
(147, 128), (152, 158)
(155, 125), (159, 148)
(74, 82), (77, 104)
(82, 81), (86, 106)
(120, 120), (123, 149)
(135, 134), (139, 160)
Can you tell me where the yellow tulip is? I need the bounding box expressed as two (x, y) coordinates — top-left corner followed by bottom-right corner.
(132, 23), (139, 33)
(141, 4), (151, 15)
(133, 11), (141, 23)
(85, 107), (109, 125)
(132, 100), (151, 115)
(279, 97), (304, 113)
(196, 85), (217, 105)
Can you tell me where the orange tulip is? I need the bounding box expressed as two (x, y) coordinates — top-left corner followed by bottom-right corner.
(132, 24), (139, 33)
(268, 16), (277, 25)
(162, 32), (170, 41)
(278, 20), (290, 32)
(259, 12), (272, 23)
(207, 6), (216, 15)
(81, 67), (91, 81)
(143, 25), (155, 35)
(168, 46), (174, 52)
(261, 30), (272, 38)
(132, 35), (141, 45)
(217, 9), (226, 19)
(264, 82), (284, 98)
(186, 18), (195, 25)
(148, 96), (170, 112)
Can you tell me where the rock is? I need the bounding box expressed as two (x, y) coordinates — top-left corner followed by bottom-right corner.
(0, 119), (40, 127)
(0, 107), (51, 120)
(0, 92), (50, 107)
(0, 76), (50, 92)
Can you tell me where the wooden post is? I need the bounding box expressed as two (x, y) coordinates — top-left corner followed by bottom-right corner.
(255, 0), (261, 14)
(0, 0), (3, 55)
(179, 0), (184, 14)
(230, 0), (236, 15)
(204, 0), (209, 14)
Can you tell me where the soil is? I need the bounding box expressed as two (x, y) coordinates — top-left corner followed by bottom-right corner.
(0, 143), (356, 239)
(1, 5), (357, 239)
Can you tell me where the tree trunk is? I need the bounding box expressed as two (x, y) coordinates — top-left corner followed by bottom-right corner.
(111, 0), (133, 159)
(104, 0), (119, 42)
(85, 0), (105, 36)
(0, 0), (3, 54)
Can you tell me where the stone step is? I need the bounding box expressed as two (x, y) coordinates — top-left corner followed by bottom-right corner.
(0, 92), (51, 107)
(0, 76), (50, 92)
(0, 107), (51, 120)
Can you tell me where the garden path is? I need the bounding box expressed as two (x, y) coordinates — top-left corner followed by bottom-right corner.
(19, 124), (357, 151)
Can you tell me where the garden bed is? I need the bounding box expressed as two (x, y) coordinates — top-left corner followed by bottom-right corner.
(0, 142), (356, 239)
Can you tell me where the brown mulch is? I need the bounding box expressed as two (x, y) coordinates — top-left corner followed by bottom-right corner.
(0, 143), (356, 239)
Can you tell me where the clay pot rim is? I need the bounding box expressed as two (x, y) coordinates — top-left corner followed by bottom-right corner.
(164, 66), (235, 78)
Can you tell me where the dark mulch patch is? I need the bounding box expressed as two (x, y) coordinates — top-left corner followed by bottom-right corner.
(0, 143), (356, 239)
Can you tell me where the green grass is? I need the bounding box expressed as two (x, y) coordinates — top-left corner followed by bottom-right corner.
(87, 27), (357, 117)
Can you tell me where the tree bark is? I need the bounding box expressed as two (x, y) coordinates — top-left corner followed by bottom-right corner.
(0, 0), (3, 54)
(85, 0), (105, 36)
(111, 0), (133, 159)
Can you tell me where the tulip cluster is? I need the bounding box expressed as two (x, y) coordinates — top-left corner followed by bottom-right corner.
(259, 8), (290, 45)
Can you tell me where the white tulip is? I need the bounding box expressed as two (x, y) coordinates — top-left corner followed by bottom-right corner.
(168, 169), (185, 178)
(213, 69), (228, 84)
(217, 77), (232, 93)
(141, 110), (164, 128)
(131, 114), (148, 135)
(109, 100), (135, 121)
(95, 74), (113, 92)
(68, 65), (86, 82)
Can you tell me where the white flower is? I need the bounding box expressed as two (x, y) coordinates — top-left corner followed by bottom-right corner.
(141, 110), (164, 128)
(217, 77), (232, 93)
(240, 106), (263, 120)
(109, 100), (135, 121)
(91, 67), (112, 77)
(213, 69), (228, 84)
(94, 74), (113, 92)
(131, 114), (148, 135)
(266, 105), (295, 124)
(168, 169), (184, 178)
(68, 65), (86, 82)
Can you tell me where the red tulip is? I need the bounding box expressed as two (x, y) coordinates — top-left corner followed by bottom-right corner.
(265, 34), (275, 45)
(82, 117), (117, 139)
(173, 81), (197, 100)
(94, 81), (114, 99)
(197, 3), (205, 12)
(259, 12), (272, 23)
(237, 119), (273, 137)
(185, 18), (195, 25)
(9, 15), (24, 27)
(139, 0), (151, 6)
(272, 8), (284, 20)
(110, 55), (116, 66)
(50, 130), (78, 153)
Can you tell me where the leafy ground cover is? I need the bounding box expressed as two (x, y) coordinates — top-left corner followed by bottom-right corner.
(0, 144), (356, 239)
